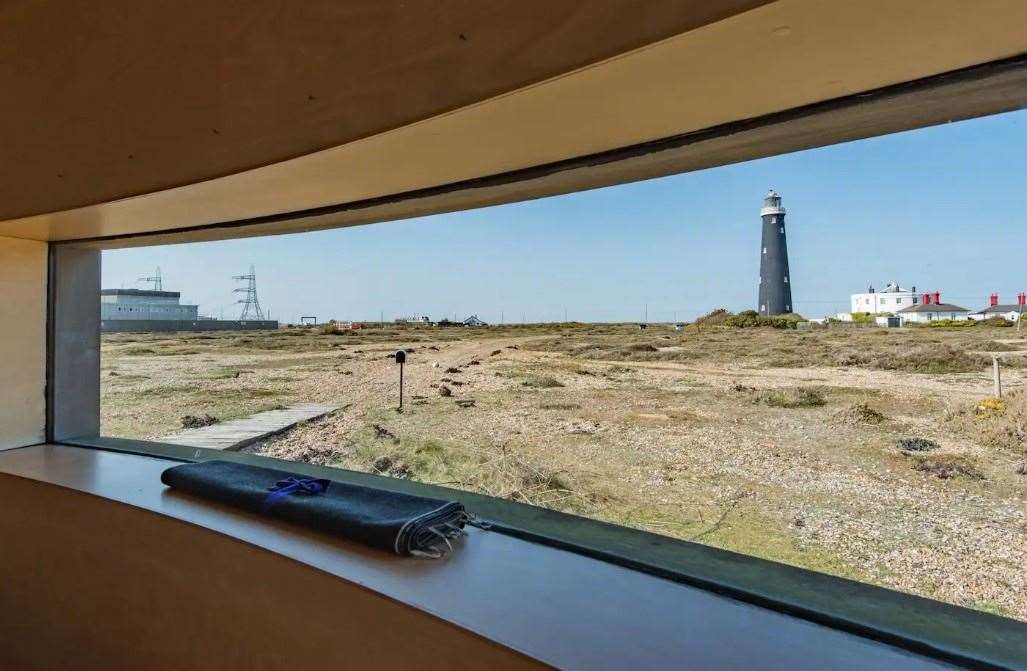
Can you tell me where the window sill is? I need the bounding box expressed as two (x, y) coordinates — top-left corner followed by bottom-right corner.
(2, 442), (1022, 670)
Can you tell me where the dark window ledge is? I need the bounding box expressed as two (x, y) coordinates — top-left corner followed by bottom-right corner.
(47, 435), (1027, 671)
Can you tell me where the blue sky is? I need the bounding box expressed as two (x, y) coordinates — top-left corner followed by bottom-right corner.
(103, 109), (1027, 324)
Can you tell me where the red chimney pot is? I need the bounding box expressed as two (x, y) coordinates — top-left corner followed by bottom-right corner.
(933, 291), (941, 305)
(990, 293), (999, 306)
(922, 292), (931, 305)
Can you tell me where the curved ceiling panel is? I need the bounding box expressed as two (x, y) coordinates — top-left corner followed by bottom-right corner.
(4, 0), (1026, 244)
(0, 0), (767, 220)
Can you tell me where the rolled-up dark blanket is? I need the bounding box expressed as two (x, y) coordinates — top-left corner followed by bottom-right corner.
(161, 460), (469, 557)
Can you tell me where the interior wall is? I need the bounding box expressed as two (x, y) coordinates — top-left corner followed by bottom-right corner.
(0, 472), (542, 670)
(0, 236), (46, 449)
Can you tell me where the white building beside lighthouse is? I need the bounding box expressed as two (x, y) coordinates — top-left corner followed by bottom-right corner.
(849, 282), (919, 315)
(896, 292), (971, 323)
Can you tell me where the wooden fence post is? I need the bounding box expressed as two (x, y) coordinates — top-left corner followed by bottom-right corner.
(992, 356), (1002, 399)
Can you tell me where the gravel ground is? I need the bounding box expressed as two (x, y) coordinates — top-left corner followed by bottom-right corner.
(102, 326), (1027, 620)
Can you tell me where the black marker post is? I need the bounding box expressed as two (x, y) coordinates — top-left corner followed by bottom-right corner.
(395, 350), (407, 410)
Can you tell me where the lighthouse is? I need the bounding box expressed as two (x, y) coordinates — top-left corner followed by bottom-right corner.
(757, 189), (793, 315)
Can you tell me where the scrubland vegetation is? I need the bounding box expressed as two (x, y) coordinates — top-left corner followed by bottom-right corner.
(102, 320), (1027, 620)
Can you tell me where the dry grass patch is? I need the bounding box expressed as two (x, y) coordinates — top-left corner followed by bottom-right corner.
(625, 409), (700, 425)
(910, 453), (985, 480)
(753, 387), (826, 409)
(833, 402), (886, 425)
(873, 346), (989, 374)
(354, 435), (608, 514)
(974, 340), (1019, 352)
(896, 437), (940, 452)
(119, 346), (160, 356)
(521, 376), (565, 388)
(532, 325), (1023, 375)
(539, 402), (582, 411)
(947, 391), (1027, 452)
(180, 413), (218, 428)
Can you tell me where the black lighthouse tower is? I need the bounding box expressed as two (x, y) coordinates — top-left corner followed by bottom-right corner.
(757, 189), (792, 315)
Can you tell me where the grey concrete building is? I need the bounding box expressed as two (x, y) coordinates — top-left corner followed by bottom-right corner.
(100, 288), (277, 332)
(100, 289), (198, 321)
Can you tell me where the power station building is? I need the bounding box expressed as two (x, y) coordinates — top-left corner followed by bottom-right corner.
(757, 190), (793, 316)
(100, 289), (199, 322)
(100, 287), (277, 333)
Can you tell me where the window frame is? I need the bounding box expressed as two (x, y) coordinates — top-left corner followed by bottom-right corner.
(51, 238), (1026, 671)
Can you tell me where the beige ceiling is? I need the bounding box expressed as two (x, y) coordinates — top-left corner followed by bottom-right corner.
(2, 0), (1026, 243)
(0, 0), (766, 221)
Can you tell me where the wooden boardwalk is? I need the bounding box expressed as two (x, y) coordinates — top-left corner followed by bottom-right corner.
(158, 403), (337, 451)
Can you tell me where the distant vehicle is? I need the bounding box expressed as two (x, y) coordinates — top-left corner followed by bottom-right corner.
(674, 323), (685, 331)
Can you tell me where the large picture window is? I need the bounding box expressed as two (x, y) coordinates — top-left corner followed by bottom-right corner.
(77, 108), (1027, 624)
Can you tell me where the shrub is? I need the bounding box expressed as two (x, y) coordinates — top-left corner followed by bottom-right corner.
(835, 351), (871, 367)
(917, 319), (976, 328)
(874, 346), (988, 373)
(121, 346), (158, 355)
(522, 376), (565, 388)
(617, 343), (658, 354)
(539, 402), (582, 410)
(753, 386), (826, 408)
(910, 454), (984, 480)
(947, 390), (1026, 451)
(979, 317), (1014, 328)
(896, 437), (939, 452)
(975, 398), (1006, 417)
(766, 313), (807, 329)
(725, 310), (759, 328)
(974, 340), (1017, 352)
(181, 413), (218, 428)
(725, 311), (805, 330)
(836, 402), (885, 424)
(695, 308), (732, 326)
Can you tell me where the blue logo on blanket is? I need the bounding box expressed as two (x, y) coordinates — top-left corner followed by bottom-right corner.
(261, 476), (331, 513)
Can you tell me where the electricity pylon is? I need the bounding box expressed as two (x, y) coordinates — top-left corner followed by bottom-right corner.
(137, 267), (162, 291)
(233, 265), (266, 320)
